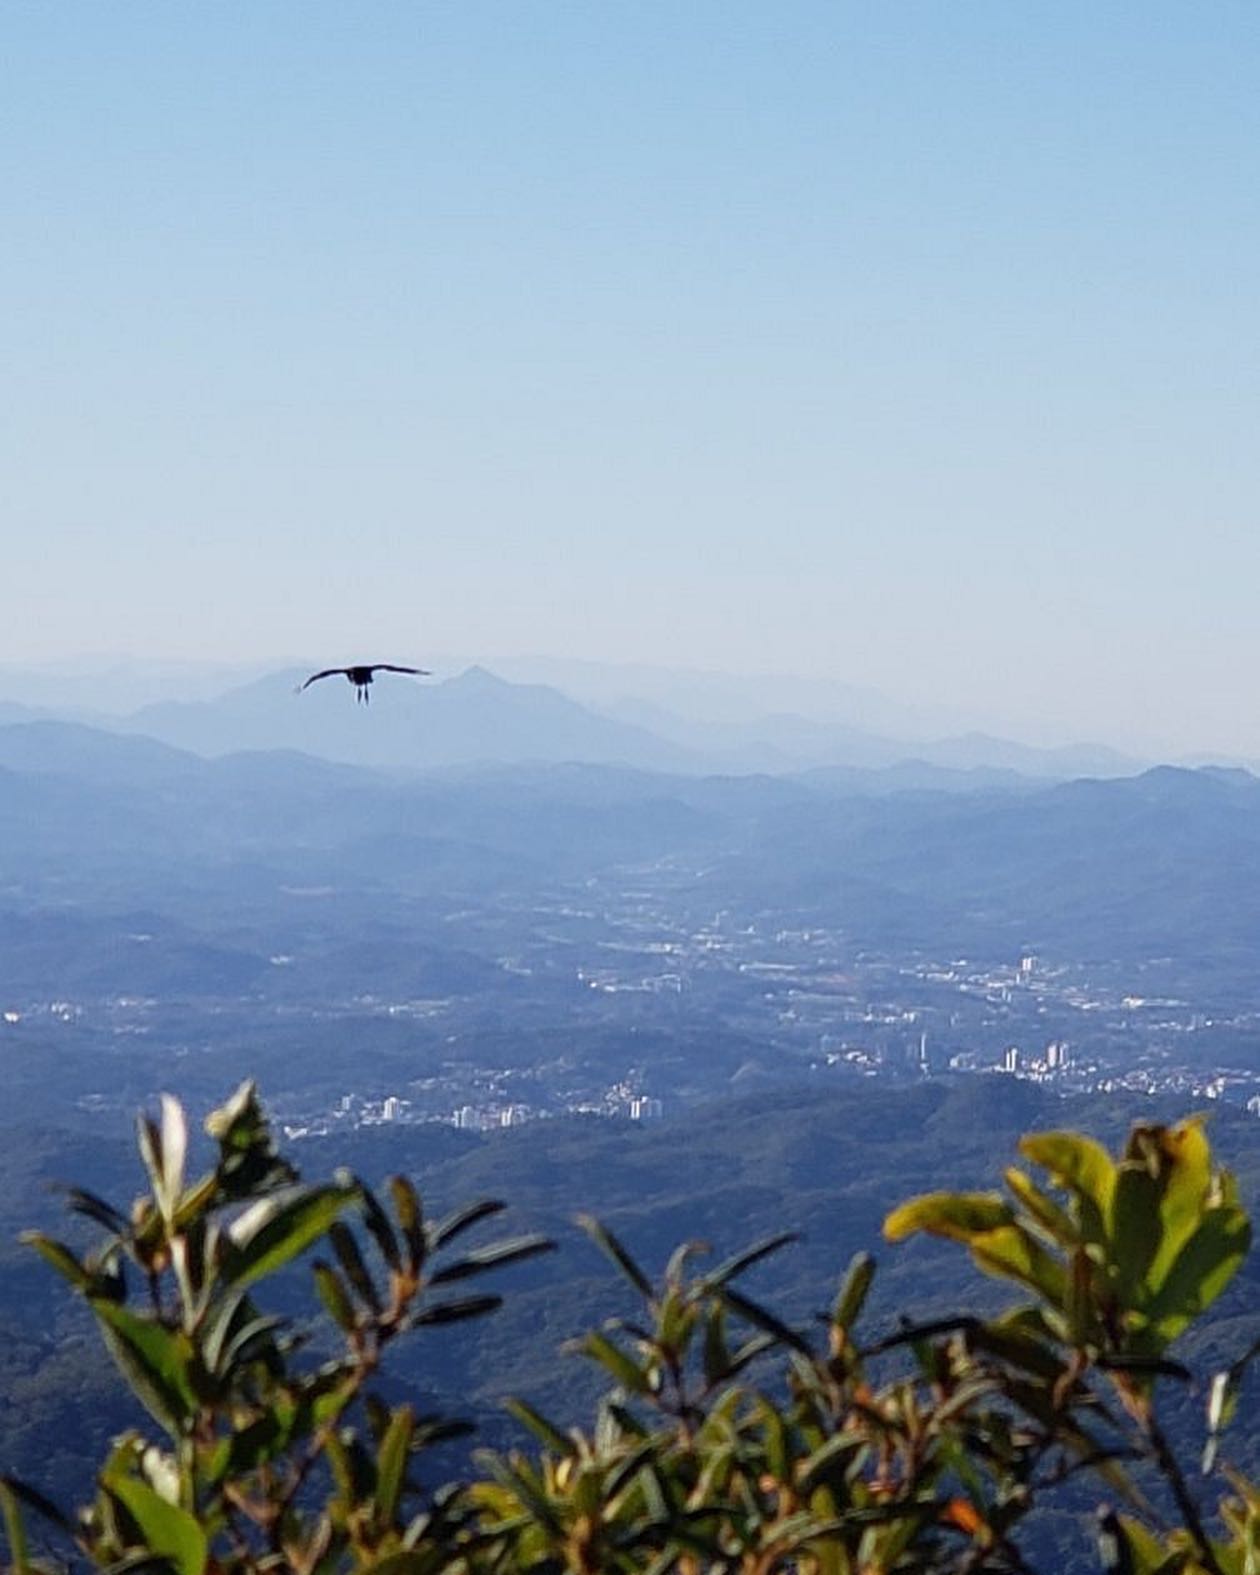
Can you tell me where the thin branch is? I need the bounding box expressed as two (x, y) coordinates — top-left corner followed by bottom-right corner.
(1143, 1410), (1225, 1575)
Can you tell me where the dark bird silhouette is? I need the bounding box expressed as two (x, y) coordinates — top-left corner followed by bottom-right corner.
(297, 664), (431, 704)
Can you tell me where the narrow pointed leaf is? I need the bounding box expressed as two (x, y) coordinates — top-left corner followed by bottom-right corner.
(414, 1293), (502, 1325)
(21, 1233), (91, 1290)
(0, 1482), (30, 1575)
(375, 1405), (414, 1525)
(136, 1114), (163, 1199)
(313, 1262), (357, 1331)
(157, 1094), (188, 1220)
(832, 1251), (876, 1330)
(503, 1398), (573, 1456)
(702, 1231), (799, 1290)
(225, 1182), (358, 1289)
(428, 1233), (554, 1285)
(62, 1187), (128, 1235)
(387, 1177), (426, 1270)
(574, 1331), (653, 1393)
(719, 1286), (812, 1355)
(357, 1182), (401, 1272)
(0, 1477), (75, 1539)
(576, 1214), (653, 1300)
(329, 1221), (382, 1313)
(429, 1197), (504, 1252)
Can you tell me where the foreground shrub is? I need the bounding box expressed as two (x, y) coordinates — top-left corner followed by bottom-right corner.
(1, 1086), (1257, 1574)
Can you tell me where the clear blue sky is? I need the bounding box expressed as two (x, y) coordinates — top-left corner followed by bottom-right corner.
(4, 3), (1258, 752)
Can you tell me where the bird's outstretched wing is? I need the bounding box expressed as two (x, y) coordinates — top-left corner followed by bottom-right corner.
(298, 668), (349, 691)
(369, 664), (431, 676)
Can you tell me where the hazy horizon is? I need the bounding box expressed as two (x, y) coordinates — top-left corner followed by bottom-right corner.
(7, 5), (1259, 755)
(0, 647), (1249, 766)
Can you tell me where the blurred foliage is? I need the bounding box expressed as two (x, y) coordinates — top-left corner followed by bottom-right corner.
(2, 1089), (1258, 1574)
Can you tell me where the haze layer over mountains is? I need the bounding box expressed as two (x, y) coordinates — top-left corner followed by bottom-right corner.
(0, 658), (1147, 780)
(2, 657), (1260, 1047)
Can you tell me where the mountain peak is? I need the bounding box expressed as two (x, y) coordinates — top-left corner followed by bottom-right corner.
(449, 664), (511, 690)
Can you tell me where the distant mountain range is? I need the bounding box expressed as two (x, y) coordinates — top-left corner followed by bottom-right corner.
(2, 713), (1260, 969)
(119, 666), (706, 774)
(0, 660), (1151, 779)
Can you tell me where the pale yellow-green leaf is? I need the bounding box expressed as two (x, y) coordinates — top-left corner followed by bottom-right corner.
(1020, 1131), (1115, 1244)
(883, 1191), (1012, 1244)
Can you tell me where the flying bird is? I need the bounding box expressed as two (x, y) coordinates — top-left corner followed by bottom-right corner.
(297, 664), (431, 704)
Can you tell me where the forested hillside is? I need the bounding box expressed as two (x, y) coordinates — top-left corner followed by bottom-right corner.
(5, 1078), (1258, 1530)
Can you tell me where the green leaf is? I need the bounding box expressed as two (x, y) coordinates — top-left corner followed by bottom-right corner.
(797, 1431), (864, 1493)
(388, 1177), (427, 1270)
(1107, 1512), (1172, 1575)
(575, 1215), (654, 1300)
(62, 1186), (128, 1235)
(832, 1251), (876, 1330)
(136, 1113), (164, 1205)
(1066, 1247), (1096, 1348)
(216, 1312), (285, 1379)
(357, 1181), (401, 1272)
(720, 1286), (812, 1356)
(0, 1482), (30, 1575)
(722, 1332), (777, 1380)
(429, 1197), (504, 1252)
(1004, 1168), (1079, 1248)
(106, 1475), (207, 1575)
(1145, 1205), (1251, 1343)
(1147, 1120), (1213, 1289)
(428, 1233), (555, 1285)
(92, 1303), (199, 1438)
(665, 1240), (709, 1285)
(0, 1477), (75, 1540)
(414, 1293), (503, 1325)
(602, 1438), (660, 1503)
(375, 1405), (414, 1525)
(412, 1416), (476, 1448)
(329, 1221), (382, 1312)
(758, 1396), (788, 1479)
(883, 1191), (1013, 1244)
(1110, 1161), (1164, 1304)
(200, 1290), (249, 1375)
(204, 1080), (296, 1201)
(701, 1232), (798, 1291)
(702, 1304), (730, 1388)
(504, 1398), (573, 1456)
(313, 1262), (358, 1331)
(1020, 1131), (1115, 1245)
(20, 1233), (91, 1290)
(225, 1182), (358, 1289)
(574, 1331), (653, 1393)
(656, 1287), (694, 1354)
(968, 1225), (1067, 1305)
